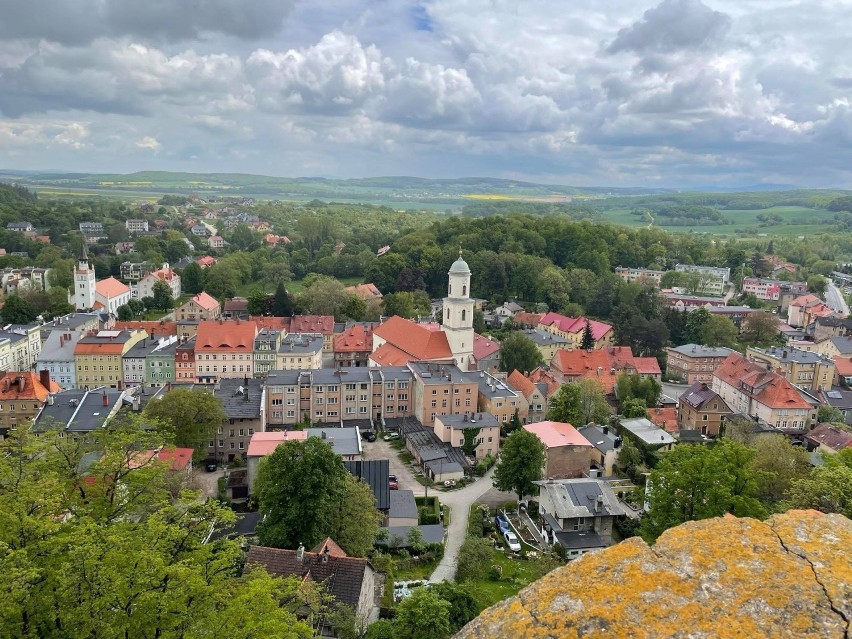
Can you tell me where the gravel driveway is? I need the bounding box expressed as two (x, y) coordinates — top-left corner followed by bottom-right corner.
(360, 437), (425, 496)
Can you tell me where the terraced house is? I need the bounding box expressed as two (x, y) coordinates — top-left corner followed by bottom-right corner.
(194, 320), (258, 384)
(74, 329), (147, 389)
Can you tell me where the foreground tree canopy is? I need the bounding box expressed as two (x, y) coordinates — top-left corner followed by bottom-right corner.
(0, 418), (318, 639)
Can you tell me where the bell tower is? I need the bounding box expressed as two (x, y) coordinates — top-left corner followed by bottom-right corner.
(442, 251), (475, 369)
(74, 243), (96, 310)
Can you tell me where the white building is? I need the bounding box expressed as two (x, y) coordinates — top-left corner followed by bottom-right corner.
(94, 278), (131, 314)
(137, 265), (181, 300)
(36, 330), (82, 388)
(125, 219), (149, 233)
(73, 245), (97, 311)
(674, 264), (730, 296)
(442, 252), (475, 370)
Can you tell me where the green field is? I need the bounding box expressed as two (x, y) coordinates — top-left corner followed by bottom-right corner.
(600, 205), (836, 235)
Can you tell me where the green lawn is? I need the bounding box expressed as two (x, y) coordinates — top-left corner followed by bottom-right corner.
(395, 557), (441, 581)
(465, 547), (562, 610)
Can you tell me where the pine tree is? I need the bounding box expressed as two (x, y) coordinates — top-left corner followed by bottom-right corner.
(580, 319), (595, 350)
(273, 281), (294, 316)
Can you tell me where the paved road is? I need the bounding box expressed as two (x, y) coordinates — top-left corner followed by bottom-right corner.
(825, 283), (850, 316)
(361, 438), (425, 496)
(429, 468), (497, 583)
(661, 381), (689, 402)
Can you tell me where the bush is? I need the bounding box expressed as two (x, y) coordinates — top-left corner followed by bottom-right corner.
(456, 536), (493, 582)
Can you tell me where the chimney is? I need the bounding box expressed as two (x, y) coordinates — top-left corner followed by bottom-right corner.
(295, 543), (305, 561)
(39, 369), (50, 390)
(102, 391), (108, 406)
(47, 394), (54, 406)
(595, 495), (603, 512)
(322, 547), (330, 564)
(602, 425), (609, 435)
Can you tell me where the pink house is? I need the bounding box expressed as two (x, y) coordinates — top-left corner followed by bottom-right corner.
(523, 421), (593, 479)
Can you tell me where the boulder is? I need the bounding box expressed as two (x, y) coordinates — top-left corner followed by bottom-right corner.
(456, 511), (850, 638)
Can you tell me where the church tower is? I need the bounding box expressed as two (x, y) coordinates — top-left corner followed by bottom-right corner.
(74, 243), (96, 310)
(442, 251), (475, 369)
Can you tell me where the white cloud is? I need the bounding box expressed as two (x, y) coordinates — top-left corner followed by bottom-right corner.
(135, 136), (161, 151)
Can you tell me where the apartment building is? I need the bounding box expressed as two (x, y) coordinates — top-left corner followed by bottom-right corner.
(176, 337), (196, 382)
(212, 377), (266, 462)
(677, 381), (732, 436)
(506, 370), (550, 423)
(194, 320), (258, 384)
(408, 362), (479, 427)
(125, 219), (149, 233)
(253, 329), (283, 377)
(123, 335), (178, 388)
(518, 328), (570, 363)
(265, 367), (414, 428)
(712, 354), (817, 433)
(461, 369), (528, 424)
(742, 277), (806, 301)
(290, 315), (335, 352)
(37, 330), (85, 387)
(276, 333), (324, 370)
(538, 312), (614, 349)
(665, 344), (738, 384)
(120, 261), (155, 282)
(674, 264), (730, 295)
(0, 371), (61, 437)
(137, 266), (181, 300)
(433, 412), (500, 460)
(74, 329), (147, 389)
(176, 291), (221, 322)
(334, 324), (377, 368)
(746, 346), (835, 392)
(0, 324), (42, 372)
(615, 266), (664, 286)
(0, 267), (51, 295)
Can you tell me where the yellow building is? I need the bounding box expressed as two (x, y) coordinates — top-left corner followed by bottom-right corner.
(74, 329), (147, 389)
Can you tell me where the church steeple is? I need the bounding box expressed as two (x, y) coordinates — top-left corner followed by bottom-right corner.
(442, 251), (474, 369)
(74, 239), (96, 310)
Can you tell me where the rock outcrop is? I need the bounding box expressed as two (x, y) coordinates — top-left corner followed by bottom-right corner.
(456, 511), (851, 639)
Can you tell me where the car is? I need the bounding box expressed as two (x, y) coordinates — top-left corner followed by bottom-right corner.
(503, 531), (521, 552)
(204, 459), (217, 472)
(389, 480), (399, 490)
(382, 432), (400, 441)
(443, 479), (456, 488)
(388, 474), (397, 481)
(361, 431), (377, 442)
(495, 514), (510, 534)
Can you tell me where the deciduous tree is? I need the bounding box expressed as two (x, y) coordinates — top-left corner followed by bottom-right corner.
(143, 388), (226, 461)
(0, 294), (37, 323)
(181, 261), (204, 295)
(494, 429), (545, 501)
(329, 473), (383, 558)
(499, 332), (544, 374)
(393, 587), (452, 639)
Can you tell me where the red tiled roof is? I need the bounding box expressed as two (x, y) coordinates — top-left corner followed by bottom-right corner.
(196, 320), (257, 350)
(507, 370), (536, 398)
(369, 342), (418, 366)
(528, 367), (562, 397)
(190, 291), (220, 311)
(539, 312), (613, 340)
(345, 283), (383, 300)
(714, 354), (811, 409)
(804, 423), (852, 452)
(334, 324), (375, 353)
(523, 421), (591, 448)
(514, 312), (544, 327)
(156, 447), (194, 471)
(95, 277), (130, 298)
(473, 333), (500, 361)
(290, 315), (334, 335)
(114, 320), (178, 335)
(195, 256), (217, 267)
(648, 407), (678, 434)
(146, 267), (178, 282)
(551, 347), (637, 394)
(0, 372), (62, 402)
(249, 316), (291, 331)
(247, 431), (308, 457)
(372, 316), (453, 361)
(790, 294), (821, 308)
(833, 355), (852, 377)
(634, 357), (662, 376)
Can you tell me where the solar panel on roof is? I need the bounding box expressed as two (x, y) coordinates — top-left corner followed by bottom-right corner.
(827, 391), (843, 399)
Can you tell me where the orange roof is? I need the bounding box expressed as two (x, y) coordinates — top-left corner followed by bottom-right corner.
(370, 342), (418, 366)
(634, 357), (662, 376)
(290, 315), (334, 335)
(95, 277), (130, 299)
(528, 367), (562, 397)
(514, 312), (544, 327)
(114, 320), (177, 335)
(334, 324), (375, 353)
(247, 431), (308, 457)
(540, 312), (613, 340)
(190, 291), (220, 311)
(249, 316), (291, 331)
(507, 370), (537, 398)
(552, 347), (637, 394)
(156, 447), (194, 471)
(790, 294), (821, 308)
(648, 407), (678, 434)
(345, 283), (383, 300)
(0, 372), (62, 402)
(146, 267), (178, 282)
(473, 333), (501, 361)
(714, 354), (811, 409)
(196, 256), (217, 267)
(373, 315), (453, 361)
(833, 355), (852, 377)
(196, 320), (257, 350)
(523, 421), (591, 448)
(311, 537), (348, 557)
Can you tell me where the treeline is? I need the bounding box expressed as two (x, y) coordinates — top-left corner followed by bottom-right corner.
(461, 200), (602, 219)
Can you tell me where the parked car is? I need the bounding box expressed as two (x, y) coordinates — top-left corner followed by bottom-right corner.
(360, 430), (377, 442)
(389, 480), (399, 490)
(383, 432), (400, 441)
(443, 479), (456, 488)
(495, 514), (510, 534)
(503, 531), (521, 552)
(203, 459), (217, 472)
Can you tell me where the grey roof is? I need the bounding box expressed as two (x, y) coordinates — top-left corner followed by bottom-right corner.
(820, 387), (852, 409)
(344, 459), (390, 511)
(406, 428), (470, 469)
(620, 417), (677, 446)
(254, 328), (281, 348)
(449, 255), (471, 275)
(213, 377), (264, 419)
(305, 426), (361, 457)
(577, 424), (620, 454)
(520, 328), (569, 346)
(535, 479), (626, 519)
(554, 529), (606, 550)
(681, 381), (726, 410)
(710, 306), (756, 313)
(459, 370), (519, 399)
(828, 336), (852, 354)
(266, 366), (413, 387)
(37, 329), (81, 364)
(278, 333), (323, 355)
(668, 344), (737, 358)
(751, 346), (833, 365)
(436, 412), (499, 429)
(425, 458), (464, 475)
(388, 490), (418, 520)
(380, 524), (445, 547)
(409, 362), (467, 385)
(33, 387), (125, 433)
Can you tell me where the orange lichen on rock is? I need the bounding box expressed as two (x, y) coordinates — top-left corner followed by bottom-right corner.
(455, 512), (851, 639)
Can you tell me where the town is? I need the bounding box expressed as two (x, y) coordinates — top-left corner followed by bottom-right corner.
(0, 187), (850, 638)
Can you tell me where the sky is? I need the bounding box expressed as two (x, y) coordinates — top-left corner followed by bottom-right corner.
(0, 0), (849, 188)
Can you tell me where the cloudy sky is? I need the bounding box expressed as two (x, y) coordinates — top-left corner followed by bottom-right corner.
(0, 0), (848, 187)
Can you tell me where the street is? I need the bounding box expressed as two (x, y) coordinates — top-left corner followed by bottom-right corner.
(825, 282), (850, 316)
